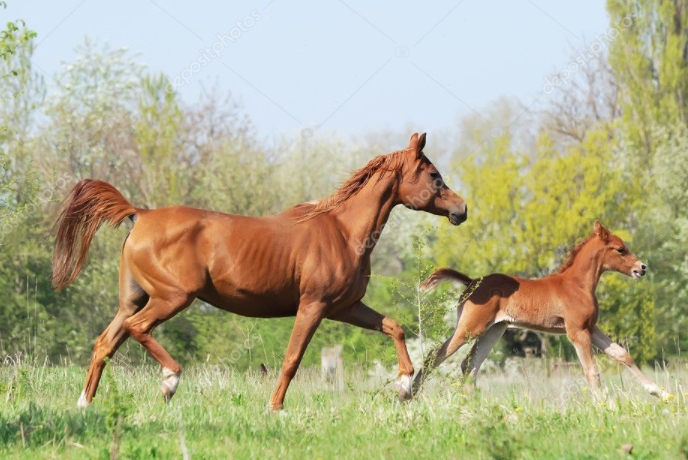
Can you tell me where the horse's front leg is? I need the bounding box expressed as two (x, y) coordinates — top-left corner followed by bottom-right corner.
(591, 326), (670, 399)
(328, 300), (414, 401)
(567, 326), (602, 392)
(269, 301), (324, 410)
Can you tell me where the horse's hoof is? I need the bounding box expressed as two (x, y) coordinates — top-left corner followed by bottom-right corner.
(161, 368), (180, 402)
(269, 403), (284, 412)
(397, 375), (413, 402)
(77, 391), (90, 408)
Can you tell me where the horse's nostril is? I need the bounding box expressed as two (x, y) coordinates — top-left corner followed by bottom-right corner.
(641, 264), (647, 271)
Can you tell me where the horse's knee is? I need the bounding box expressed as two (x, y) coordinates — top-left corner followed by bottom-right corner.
(608, 343), (634, 367)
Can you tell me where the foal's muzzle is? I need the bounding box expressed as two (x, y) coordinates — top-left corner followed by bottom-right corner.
(632, 263), (647, 280)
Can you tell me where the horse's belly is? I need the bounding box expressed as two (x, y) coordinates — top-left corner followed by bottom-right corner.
(199, 291), (299, 318)
(507, 317), (566, 334)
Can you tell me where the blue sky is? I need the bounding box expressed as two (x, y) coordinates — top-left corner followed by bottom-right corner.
(7, 1), (610, 142)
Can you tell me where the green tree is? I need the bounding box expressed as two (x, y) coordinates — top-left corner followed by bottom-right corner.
(607, 0), (688, 354)
(607, 0), (688, 158)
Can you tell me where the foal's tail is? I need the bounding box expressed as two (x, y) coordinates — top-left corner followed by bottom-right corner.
(420, 268), (474, 291)
(53, 180), (138, 290)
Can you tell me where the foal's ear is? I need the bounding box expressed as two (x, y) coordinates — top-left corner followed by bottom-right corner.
(594, 220), (611, 243)
(408, 132), (426, 158)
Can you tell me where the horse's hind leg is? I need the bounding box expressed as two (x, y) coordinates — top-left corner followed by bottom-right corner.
(412, 332), (467, 394)
(412, 301), (491, 394)
(460, 322), (507, 385)
(78, 269), (147, 407)
(328, 301), (414, 401)
(122, 295), (193, 402)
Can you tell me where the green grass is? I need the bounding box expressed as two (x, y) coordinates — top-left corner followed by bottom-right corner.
(1, 358), (687, 459)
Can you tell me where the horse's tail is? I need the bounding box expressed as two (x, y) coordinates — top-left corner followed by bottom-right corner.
(420, 268), (474, 292)
(53, 179), (138, 290)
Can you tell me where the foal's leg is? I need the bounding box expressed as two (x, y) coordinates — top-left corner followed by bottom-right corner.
(460, 322), (508, 385)
(122, 295), (193, 402)
(567, 327), (601, 391)
(412, 303), (488, 394)
(78, 270), (146, 407)
(269, 302), (324, 410)
(328, 300), (414, 401)
(591, 326), (670, 399)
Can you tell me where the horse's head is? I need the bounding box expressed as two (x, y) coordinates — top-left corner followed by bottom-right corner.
(397, 133), (467, 226)
(594, 221), (647, 280)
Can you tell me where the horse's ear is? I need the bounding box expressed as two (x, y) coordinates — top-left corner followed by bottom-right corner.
(594, 220), (611, 243)
(417, 133), (426, 156)
(408, 132), (426, 158)
(409, 133), (419, 149)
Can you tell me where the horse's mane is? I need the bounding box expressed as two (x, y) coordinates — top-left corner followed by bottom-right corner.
(296, 150), (405, 221)
(555, 232), (596, 274)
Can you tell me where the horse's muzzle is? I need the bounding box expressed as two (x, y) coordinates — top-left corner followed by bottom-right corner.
(449, 208), (468, 226)
(632, 263), (647, 280)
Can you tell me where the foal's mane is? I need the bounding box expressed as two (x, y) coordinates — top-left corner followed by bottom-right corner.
(296, 150), (406, 221)
(555, 232), (596, 274)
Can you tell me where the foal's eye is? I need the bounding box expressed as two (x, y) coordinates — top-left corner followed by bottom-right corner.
(430, 171), (441, 180)
(616, 247), (626, 255)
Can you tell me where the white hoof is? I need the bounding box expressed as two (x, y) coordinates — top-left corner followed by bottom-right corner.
(161, 368), (181, 401)
(397, 375), (412, 401)
(645, 383), (673, 400)
(77, 390), (89, 408)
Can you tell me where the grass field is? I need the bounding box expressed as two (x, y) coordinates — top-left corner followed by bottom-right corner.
(1, 357), (687, 459)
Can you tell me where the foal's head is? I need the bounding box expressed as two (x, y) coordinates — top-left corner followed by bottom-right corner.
(398, 133), (467, 225)
(594, 221), (647, 279)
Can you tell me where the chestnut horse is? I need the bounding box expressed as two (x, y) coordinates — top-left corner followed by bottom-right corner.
(53, 133), (467, 410)
(412, 221), (669, 399)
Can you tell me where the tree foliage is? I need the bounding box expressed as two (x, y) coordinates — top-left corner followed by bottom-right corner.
(0, 2), (686, 371)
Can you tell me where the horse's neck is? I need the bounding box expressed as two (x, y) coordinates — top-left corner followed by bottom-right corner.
(562, 243), (605, 294)
(332, 173), (398, 257)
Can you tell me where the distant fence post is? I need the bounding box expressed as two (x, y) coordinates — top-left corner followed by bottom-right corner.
(321, 345), (344, 392)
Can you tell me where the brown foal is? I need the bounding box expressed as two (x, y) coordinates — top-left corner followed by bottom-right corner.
(413, 221), (670, 399)
(52, 133), (467, 410)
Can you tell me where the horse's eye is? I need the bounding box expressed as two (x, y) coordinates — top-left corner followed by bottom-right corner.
(616, 247), (626, 254)
(430, 171), (441, 180)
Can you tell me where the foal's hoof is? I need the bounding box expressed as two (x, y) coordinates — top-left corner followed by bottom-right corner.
(397, 375), (413, 402)
(647, 384), (672, 401)
(659, 391), (674, 402)
(161, 368), (181, 403)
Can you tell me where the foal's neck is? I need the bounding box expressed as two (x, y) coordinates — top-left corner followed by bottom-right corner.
(333, 172), (399, 258)
(561, 241), (605, 294)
